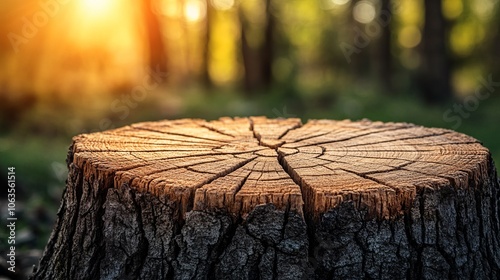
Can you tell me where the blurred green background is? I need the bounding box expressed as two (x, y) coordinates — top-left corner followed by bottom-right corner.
(1, 0), (499, 276)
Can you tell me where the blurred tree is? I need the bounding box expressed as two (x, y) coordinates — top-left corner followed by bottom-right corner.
(488, 4), (500, 80)
(419, 0), (452, 103)
(261, 0), (274, 88)
(141, 0), (168, 74)
(239, 0), (274, 92)
(239, 7), (260, 91)
(377, 0), (393, 92)
(180, 0), (192, 80)
(202, 0), (213, 88)
(348, 0), (371, 79)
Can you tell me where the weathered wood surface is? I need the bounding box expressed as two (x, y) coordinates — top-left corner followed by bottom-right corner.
(32, 117), (500, 279)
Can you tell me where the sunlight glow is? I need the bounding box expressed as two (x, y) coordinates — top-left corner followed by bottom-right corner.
(442, 0), (463, 20)
(353, 1), (376, 24)
(321, 0), (351, 10)
(211, 0), (235, 11)
(80, 0), (114, 16)
(472, 0), (496, 20)
(331, 0), (351, 5)
(184, 0), (207, 22)
(398, 26), (421, 48)
(158, 0), (181, 17)
(450, 23), (483, 57)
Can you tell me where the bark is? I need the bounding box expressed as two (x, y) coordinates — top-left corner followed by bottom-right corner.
(32, 117), (500, 279)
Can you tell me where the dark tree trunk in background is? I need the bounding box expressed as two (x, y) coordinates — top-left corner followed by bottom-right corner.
(348, 0), (371, 78)
(202, 0), (213, 88)
(261, 0), (274, 88)
(240, 21), (263, 92)
(240, 0), (274, 92)
(377, 0), (392, 92)
(141, 0), (168, 74)
(420, 0), (452, 103)
(488, 6), (500, 81)
(491, 34), (500, 81)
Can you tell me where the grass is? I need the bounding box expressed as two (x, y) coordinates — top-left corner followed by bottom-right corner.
(0, 136), (68, 198)
(0, 135), (69, 248)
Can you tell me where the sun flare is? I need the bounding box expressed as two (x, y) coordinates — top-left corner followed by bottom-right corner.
(184, 0), (206, 22)
(80, 0), (114, 16)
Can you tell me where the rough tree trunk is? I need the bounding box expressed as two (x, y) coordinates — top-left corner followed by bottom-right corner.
(32, 117), (500, 279)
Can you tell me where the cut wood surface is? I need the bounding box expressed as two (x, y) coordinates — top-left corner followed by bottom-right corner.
(32, 117), (500, 280)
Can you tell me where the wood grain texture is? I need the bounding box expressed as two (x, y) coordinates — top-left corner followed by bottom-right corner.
(66, 117), (491, 219)
(31, 117), (500, 279)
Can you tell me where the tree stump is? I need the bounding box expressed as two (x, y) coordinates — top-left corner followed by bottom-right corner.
(32, 117), (500, 279)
